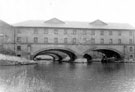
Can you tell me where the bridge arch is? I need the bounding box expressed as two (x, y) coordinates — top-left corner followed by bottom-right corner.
(34, 51), (63, 61)
(31, 47), (77, 62)
(83, 47), (124, 60)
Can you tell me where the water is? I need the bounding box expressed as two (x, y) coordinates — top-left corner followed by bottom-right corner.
(0, 61), (135, 92)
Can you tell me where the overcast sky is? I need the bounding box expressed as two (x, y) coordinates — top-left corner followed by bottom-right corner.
(0, 0), (135, 26)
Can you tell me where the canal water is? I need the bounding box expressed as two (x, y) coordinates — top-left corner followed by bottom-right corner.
(0, 62), (135, 92)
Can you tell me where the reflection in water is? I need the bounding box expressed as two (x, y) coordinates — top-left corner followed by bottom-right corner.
(101, 63), (125, 73)
(0, 66), (53, 92)
(0, 62), (135, 92)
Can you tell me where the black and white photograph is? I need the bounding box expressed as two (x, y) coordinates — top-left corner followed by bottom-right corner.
(0, 0), (135, 92)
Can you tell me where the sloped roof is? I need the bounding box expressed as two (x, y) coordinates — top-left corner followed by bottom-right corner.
(90, 19), (107, 26)
(0, 20), (11, 28)
(13, 18), (135, 30)
(45, 18), (65, 24)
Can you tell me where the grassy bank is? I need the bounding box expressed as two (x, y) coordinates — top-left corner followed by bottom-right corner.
(0, 54), (37, 65)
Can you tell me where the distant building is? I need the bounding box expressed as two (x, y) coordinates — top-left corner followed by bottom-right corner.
(0, 20), (14, 51)
(0, 18), (135, 61)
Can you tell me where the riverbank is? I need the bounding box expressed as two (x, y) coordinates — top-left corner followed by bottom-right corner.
(0, 54), (37, 66)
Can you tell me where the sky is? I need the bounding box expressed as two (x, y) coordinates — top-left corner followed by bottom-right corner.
(0, 0), (135, 26)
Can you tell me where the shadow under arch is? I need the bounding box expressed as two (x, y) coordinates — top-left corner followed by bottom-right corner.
(83, 47), (124, 61)
(33, 51), (63, 62)
(83, 54), (92, 61)
(92, 48), (124, 60)
(32, 48), (77, 62)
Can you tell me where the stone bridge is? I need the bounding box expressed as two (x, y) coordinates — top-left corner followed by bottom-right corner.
(29, 44), (125, 62)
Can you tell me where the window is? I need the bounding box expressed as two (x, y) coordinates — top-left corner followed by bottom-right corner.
(27, 45), (31, 52)
(72, 29), (77, 35)
(64, 29), (68, 34)
(129, 39), (133, 44)
(17, 37), (21, 43)
(118, 31), (122, 36)
(64, 38), (68, 43)
(100, 31), (104, 35)
(34, 37), (38, 43)
(44, 37), (48, 43)
(17, 46), (21, 51)
(109, 31), (113, 35)
(100, 39), (104, 44)
(17, 54), (21, 57)
(54, 38), (58, 43)
(44, 29), (48, 34)
(91, 30), (95, 35)
(130, 55), (133, 58)
(54, 29), (58, 34)
(72, 38), (76, 44)
(129, 31), (133, 36)
(109, 39), (113, 44)
(91, 38), (95, 44)
(34, 28), (38, 34)
(118, 39), (121, 44)
(130, 47), (133, 52)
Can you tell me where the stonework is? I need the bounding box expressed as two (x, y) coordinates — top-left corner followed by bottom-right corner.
(0, 18), (135, 61)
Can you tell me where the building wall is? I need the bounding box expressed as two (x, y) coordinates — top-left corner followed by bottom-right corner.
(14, 27), (135, 59)
(0, 24), (15, 52)
(15, 27), (134, 44)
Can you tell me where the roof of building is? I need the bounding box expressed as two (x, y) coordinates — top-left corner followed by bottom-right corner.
(13, 18), (135, 30)
(0, 20), (12, 28)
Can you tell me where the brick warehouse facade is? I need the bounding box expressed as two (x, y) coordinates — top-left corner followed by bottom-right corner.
(0, 18), (135, 62)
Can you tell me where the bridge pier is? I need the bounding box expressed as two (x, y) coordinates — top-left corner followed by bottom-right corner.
(74, 54), (92, 63)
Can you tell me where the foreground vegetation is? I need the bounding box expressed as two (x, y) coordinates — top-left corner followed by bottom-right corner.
(0, 54), (36, 65)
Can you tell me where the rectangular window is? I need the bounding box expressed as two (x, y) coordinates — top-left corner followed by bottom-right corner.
(118, 39), (121, 44)
(34, 37), (38, 43)
(44, 29), (48, 34)
(109, 31), (113, 35)
(44, 37), (48, 43)
(54, 38), (58, 43)
(72, 29), (77, 35)
(17, 54), (21, 57)
(129, 39), (133, 44)
(17, 37), (21, 43)
(64, 38), (68, 43)
(91, 38), (95, 44)
(100, 31), (104, 35)
(118, 31), (122, 36)
(54, 29), (58, 34)
(17, 46), (21, 51)
(100, 38), (104, 44)
(130, 47), (133, 52)
(34, 28), (38, 34)
(72, 38), (76, 44)
(91, 31), (95, 35)
(109, 39), (113, 44)
(64, 29), (68, 34)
